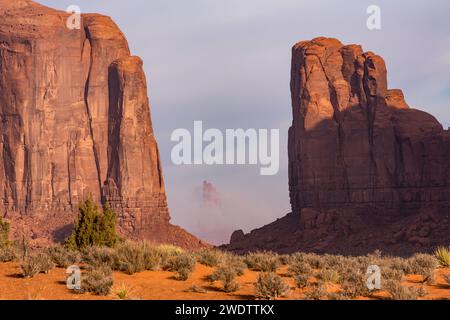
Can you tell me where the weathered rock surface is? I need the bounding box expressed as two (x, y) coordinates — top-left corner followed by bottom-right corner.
(0, 0), (205, 248)
(226, 37), (450, 255)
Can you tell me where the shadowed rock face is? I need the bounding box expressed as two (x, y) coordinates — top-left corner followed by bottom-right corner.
(0, 0), (205, 248)
(288, 37), (450, 213)
(226, 37), (450, 255)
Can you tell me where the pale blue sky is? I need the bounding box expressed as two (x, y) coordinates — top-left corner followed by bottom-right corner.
(39, 0), (450, 244)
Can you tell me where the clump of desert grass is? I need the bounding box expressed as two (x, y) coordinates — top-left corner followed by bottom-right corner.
(434, 246), (450, 268)
(114, 282), (140, 300)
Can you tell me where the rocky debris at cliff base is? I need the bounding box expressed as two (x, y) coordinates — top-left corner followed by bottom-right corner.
(225, 206), (450, 256)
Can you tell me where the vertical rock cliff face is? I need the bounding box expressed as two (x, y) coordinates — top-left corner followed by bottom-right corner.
(226, 37), (450, 255)
(288, 37), (450, 213)
(0, 0), (204, 248)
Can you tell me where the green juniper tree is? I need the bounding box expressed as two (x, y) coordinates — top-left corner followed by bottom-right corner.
(66, 196), (119, 249)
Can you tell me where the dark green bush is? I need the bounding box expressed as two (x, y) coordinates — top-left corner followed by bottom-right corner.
(66, 196), (119, 249)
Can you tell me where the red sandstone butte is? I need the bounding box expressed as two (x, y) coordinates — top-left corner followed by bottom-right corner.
(226, 37), (450, 255)
(0, 0), (206, 249)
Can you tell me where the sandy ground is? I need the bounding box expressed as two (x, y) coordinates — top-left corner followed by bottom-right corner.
(0, 262), (449, 300)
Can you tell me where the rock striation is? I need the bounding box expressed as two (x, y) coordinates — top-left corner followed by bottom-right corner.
(0, 0), (205, 248)
(226, 37), (450, 255)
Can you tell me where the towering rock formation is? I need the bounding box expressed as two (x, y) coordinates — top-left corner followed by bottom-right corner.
(0, 0), (204, 248)
(227, 37), (450, 255)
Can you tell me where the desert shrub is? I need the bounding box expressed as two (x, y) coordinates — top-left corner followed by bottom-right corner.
(154, 244), (184, 266)
(0, 245), (18, 262)
(382, 267), (404, 282)
(303, 253), (326, 269)
(316, 269), (341, 284)
(0, 217), (10, 247)
(221, 253), (247, 276)
(288, 261), (312, 277)
(82, 265), (114, 296)
(304, 282), (326, 300)
(82, 246), (116, 268)
(164, 253), (196, 281)
(66, 196), (119, 250)
(340, 270), (371, 299)
(210, 265), (240, 292)
(20, 252), (55, 278)
(384, 257), (410, 274)
(142, 246), (161, 271)
(384, 280), (427, 300)
(245, 251), (280, 272)
(35, 253), (55, 274)
(434, 247), (450, 268)
(113, 242), (145, 274)
(255, 272), (290, 300)
(279, 254), (291, 265)
(408, 253), (438, 274)
(196, 248), (224, 267)
(322, 254), (348, 269)
(46, 244), (80, 268)
(289, 252), (307, 264)
(294, 274), (309, 289)
(407, 253), (437, 284)
(20, 256), (42, 278)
